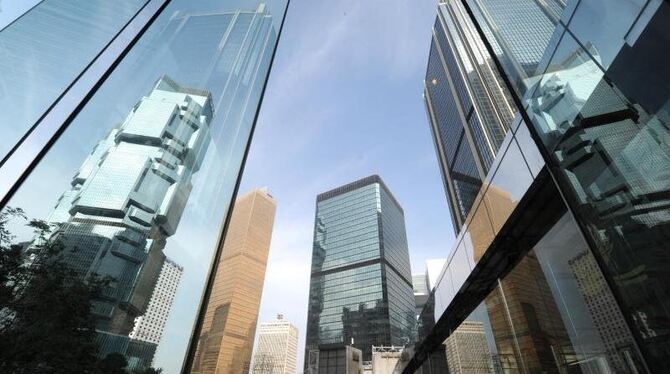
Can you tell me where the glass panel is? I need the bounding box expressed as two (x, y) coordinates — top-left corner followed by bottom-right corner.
(444, 302), (499, 374)
(534, 213), (646, 372)
(449, 242), (471, 296)
(514, 121), (545, 177)
(0, 0), (286, 372)
(484, 141), (534, 233)
(466, 199), (495, 264)
(0, 0), (148, 161)
(0, 0), (42, 29)
(567, 0), (648, 69)
(465, 0), (565, 96)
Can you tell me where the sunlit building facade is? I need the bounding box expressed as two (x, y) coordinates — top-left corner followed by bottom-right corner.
(252, 314), (299, 374)
(407, 1), (670, 373)
(191, 188), (276, 374)
(305, 175), (416, 368)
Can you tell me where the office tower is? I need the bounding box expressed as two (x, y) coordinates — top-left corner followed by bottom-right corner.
(305, 175), (416, 367)
(413, 273), (429, 318)
(406, 1), (670, 373)
(129, 257), (183, 347)
(191, 188), (276, 374)
(251, 314), (299, 374)
(424, 0), (517, 230)
(444, 321), (493, 374)
(30, 76), (212, 365)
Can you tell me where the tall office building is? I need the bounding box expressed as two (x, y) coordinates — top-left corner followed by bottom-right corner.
(406, 1), (670, 373)
(191, 188), (276, 374)
(424, 0), (517, 230)
(305, 175), (416, 367)
(29, 76), (212, 366)
(129, 258), (183, 346)
(251, 314), (299, 374)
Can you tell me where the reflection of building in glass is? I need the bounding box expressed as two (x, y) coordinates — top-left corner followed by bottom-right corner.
(569, 251), (640, 372)
(251, 314), (299, 374)
(424, 0), (517, 230)
(33, 76), (212, 367)
(444, 321), (493, 374)
(191, 188), (276, 374)
(140, 3), (276, 145)
(487, 253), (574, 373)
(129, 257), (183, 358)
(305, 175), (416, 366)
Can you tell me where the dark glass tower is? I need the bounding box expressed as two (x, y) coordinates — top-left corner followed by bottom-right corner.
(424, 0), (517, 231)
(305, 175), (415, 367)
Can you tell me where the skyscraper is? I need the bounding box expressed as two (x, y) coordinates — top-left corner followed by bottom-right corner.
(305, 175), (416, 367)
(424, 0), (517, 230)
(252, 314), (299, 374)
(191, 188), (276, 374)
(31, 76), (212, 366)
(129, 257), (183, 348)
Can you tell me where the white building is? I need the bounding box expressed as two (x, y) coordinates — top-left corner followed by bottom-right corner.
(252, 314), (299, 374)
(129, 257), (183, 345)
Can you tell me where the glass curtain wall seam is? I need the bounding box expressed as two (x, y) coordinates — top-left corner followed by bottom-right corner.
(0, 0), (170, 209)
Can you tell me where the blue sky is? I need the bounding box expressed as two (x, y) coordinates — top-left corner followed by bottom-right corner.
(239, 0), (455, 369)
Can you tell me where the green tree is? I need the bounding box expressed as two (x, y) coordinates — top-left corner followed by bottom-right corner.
(0, 210), (102, 373)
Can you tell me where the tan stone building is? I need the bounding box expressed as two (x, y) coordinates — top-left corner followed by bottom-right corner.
(191, 188), (276, 374)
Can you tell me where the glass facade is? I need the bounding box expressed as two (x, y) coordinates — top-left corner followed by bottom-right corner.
(457, 0), (670, 372)
(0, 0), (287, 372)
(0, 0), (149, 162)
(408, 1), (670, 373)
(305, 175), (415, 366)
(424, 0), (517, 230)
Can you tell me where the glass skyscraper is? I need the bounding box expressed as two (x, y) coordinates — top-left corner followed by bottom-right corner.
(406, 1), (670, 373)
(424, 0), (517, 230)
(305, 175), (416, 367)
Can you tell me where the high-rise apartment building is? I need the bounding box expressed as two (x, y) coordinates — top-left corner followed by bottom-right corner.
(305, 175), (416, 367)
(129, 258), (183, 347)
(191, 188), (276, 374)
(251, 314), (299, 374)
(406, 1), (670, 373)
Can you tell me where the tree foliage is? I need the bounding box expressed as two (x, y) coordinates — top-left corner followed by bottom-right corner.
(0, 208), (162, 373)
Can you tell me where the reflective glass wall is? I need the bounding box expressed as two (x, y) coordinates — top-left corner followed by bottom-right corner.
(415, 212), (648, 374)
(460, 0), (670, 371)
(0, 0), (287, 372)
